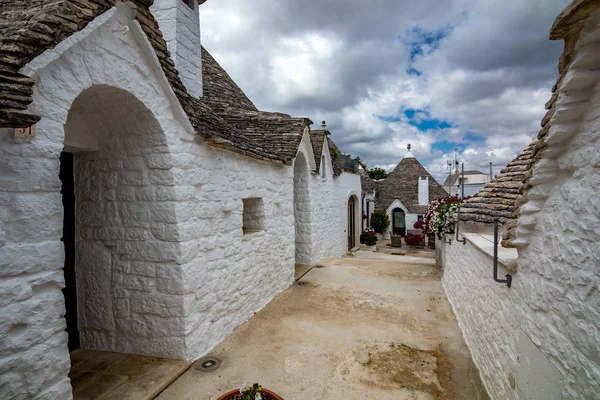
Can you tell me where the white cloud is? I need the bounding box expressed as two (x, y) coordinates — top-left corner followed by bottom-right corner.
(199, 0), (570, 184)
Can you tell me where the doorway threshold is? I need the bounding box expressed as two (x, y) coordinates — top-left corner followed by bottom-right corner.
(69, 349), (190, 399)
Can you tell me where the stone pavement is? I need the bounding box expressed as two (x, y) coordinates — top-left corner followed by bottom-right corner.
(158, 251), (489, 400)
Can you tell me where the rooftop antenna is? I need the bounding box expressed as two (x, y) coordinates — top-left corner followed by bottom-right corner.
(446, 159), (453, 194)
(454, 147), (459, 175)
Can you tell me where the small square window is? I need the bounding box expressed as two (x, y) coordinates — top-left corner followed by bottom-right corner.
(417, 215), (424, 222)
(243, 198), (265, 234)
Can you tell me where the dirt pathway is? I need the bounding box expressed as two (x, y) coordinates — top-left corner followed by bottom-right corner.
(157, 252), (488, 400)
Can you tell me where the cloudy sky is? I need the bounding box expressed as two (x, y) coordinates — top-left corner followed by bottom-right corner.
(199, 0), (568, 183)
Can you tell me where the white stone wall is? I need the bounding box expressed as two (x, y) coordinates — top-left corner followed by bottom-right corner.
(151, 0), (203, 98)
(0, 7), (295, 398)
(307, 138), (361, 264)
(440, 76), (600, 398)
(67, 87), (188, 358)
(385, 200), (422, 234)
(439, 236), (521, 399)
(293, 151), (313, 266)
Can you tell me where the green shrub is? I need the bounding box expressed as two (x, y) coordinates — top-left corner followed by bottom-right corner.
(371, 210), (390, 234)
(363, 234), (377, 246)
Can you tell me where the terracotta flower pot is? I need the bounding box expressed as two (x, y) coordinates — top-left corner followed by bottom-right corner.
(217, 388), (283, 400)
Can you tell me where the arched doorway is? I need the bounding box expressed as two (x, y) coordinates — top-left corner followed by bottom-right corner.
(392, 207), (406, 236)
(347, 196), (358, 250)
(294, 152), (312, 265)
(60, 85), (182, 355)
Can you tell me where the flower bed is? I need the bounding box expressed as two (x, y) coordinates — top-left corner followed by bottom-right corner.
(405, 232), (424, 247)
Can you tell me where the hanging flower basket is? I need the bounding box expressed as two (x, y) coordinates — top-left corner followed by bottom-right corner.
(217, 388), (283, 400)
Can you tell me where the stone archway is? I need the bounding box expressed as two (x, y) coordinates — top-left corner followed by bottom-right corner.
(61, 85), (184, 357)
(293, 152), (312, 265)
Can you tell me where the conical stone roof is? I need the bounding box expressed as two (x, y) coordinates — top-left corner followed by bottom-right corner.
(375, 146), (448, 213)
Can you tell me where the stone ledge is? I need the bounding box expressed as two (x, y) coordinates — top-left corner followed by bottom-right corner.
(460, 232), (518, 273)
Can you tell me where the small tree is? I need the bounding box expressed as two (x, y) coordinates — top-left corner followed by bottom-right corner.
(367, 167), (388, 180)
(371, 210), (390, 234)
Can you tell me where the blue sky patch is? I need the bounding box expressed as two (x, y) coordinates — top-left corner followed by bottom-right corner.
(374, 108), (453, 132)
(406, 67), (422, 76)
(431, 140), (465, 153)
(403, 108), (452, 131)
(405, 25), (452, 61)
(464, 132), (486, 142)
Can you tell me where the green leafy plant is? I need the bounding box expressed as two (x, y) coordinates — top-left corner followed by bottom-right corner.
(362, 233), (377, 246)
(239, 383), (263, 400)
(367, 167), (388, 180)
(371, 210), (390, 234)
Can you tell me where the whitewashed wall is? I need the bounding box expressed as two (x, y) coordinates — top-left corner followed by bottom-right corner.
(440, 80), (600, 399)
(306, 138), (361, 264)
(439, 236), (520, 399)
(0, 6), (295, 398)
(385, 200), (422, 234)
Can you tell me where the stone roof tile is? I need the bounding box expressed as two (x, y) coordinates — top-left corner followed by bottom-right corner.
(360, 168), (376, 194)
(0, 0), (309, 165)
(327, 137), (359, 177)
(375, 155), (448, 214)
(309, 130), (327, 171)
(459, 141), (541, 226)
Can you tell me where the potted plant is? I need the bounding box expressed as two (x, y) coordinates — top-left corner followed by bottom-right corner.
(360, 229), (377, 251)
(405, 232), (424, 247)
(218, 383), (283, 400)
(370, 210), (390, 240)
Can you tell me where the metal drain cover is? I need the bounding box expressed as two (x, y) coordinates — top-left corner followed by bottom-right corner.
(194, 357), (220, 372)
(297, 281), (308, 286)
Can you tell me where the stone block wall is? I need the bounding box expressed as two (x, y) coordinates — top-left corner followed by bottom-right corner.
(175, 143), (294, 361)
(440, 77), (600, 400)
(69, 102), (187, 357)
(0, 8), (295, 398)
(294, 152), (313, 265)
(308, 140), (361, 264)
(439, 237), (520, 399)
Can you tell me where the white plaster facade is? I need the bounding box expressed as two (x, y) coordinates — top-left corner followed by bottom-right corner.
(385, 199), (423, 234)
(0, 6), (294, 398)
(438, 6), (600, 399)
(299, 133), (362, 264)
(0, 4), (363, 399)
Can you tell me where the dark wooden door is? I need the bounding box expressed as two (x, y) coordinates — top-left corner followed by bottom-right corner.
(392, 208), (406, 236)
(60, 152), (80, 352)
(348, 197), (356, 250)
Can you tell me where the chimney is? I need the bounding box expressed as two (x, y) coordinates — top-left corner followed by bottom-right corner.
(151, 0), (204, 98)
(418, 176), (429, 205)
(321, 120), (327, 129)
